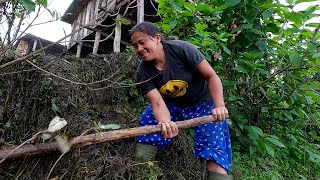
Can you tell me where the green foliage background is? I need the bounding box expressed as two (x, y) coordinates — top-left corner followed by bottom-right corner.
(156, 0), (319, 179)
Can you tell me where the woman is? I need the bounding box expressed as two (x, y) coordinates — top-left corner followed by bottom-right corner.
(131, 22), (232, 180)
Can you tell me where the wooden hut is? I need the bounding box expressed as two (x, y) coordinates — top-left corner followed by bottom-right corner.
(61, 0), (159, 57)
(15, 34), (66, 56)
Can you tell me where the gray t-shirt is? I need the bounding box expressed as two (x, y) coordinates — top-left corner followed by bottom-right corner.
(136, 40), (212, 107)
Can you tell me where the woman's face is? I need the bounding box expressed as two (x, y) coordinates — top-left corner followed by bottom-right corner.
(131, 32), (161, 61)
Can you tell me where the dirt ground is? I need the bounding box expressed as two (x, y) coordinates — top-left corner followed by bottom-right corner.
(0, 53), (203, 179)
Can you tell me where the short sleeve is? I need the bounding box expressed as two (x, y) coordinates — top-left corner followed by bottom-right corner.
(180, 41), (205, 71)
(136, 63), (156, 96)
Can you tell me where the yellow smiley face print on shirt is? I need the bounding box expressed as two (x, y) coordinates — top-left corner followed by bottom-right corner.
(159, 80), (188, 97)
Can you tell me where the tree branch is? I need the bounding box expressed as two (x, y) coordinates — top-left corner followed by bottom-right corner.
(244, 64), (292, 94)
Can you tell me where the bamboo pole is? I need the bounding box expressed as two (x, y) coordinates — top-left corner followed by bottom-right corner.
(0, 115), (216, 162)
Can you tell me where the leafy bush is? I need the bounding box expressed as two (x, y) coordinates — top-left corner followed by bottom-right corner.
(156, 0), (320, 178)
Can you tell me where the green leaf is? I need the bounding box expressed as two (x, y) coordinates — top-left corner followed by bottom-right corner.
(257, 139), (265, 154)
(302, 6), (317, 19)
(241, 52), (264, 60)
(265, 143), (275, 157)
(307, 42), (316, 53)
(162, 24), (171, 33)
(232, 65), (248, 73)
(284, 29), (291, 37)
(171, 1), (182, 11)
(226, 0), (241, 7)
(181, 11), (193, 16)
(249, 128), (260, 140)
(312, 53), (320, 58)
(289, 53), (302, 67)
(296, 108), (309, 119)
(116, 17), (131, 25)
(289, 13), (302, 26)
(255, 40), (267, 51)
(307, 150), (320, 163)
(251, 126), (263, 135)
(169, 20), (178, 30)
(262, 9), (273, 20)
(284, 112), (293, 121)
(309, 131), (320, 141)
(296, 0), (317, 4)
(37, 0), (47, 7)
(222, 46), (231, 55)
(249, 145), (256, 155)
(261, 107), (268, 113)
(22, 0), (36, 11)
(100, 124), (121, 130)
(305, 95), (314, 105)
(195, 23), (207, 32)
(228, 95), (237, 101)
(183, 2), (195, 12)
(195, 4), (213, 13)
(250, 29), (264, 35)
(4, 121), (11, 128)
(265, 137), (286, 148)
(231, 23), (253, 33)
(308, 67), (320, 73)
(51, 98), (59, 113)
(305, 91), (320, 104)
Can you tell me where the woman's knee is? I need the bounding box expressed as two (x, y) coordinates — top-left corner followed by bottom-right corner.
(207, 161), (227, 174)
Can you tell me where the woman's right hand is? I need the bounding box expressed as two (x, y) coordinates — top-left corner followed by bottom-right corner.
(158, 121), (179, 138)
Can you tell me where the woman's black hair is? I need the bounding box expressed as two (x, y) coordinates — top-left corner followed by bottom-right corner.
(129, 22), (165, 42)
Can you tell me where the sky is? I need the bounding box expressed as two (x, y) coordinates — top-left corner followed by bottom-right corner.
(22, 0), (320, 43)
(23, 0), (73, 43)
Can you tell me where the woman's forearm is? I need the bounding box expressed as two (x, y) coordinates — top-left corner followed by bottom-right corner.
(207, 74), (225, 108)
(150, 96), (171, 123)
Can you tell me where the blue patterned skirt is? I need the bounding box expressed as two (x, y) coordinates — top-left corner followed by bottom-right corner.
(136, 102), (232, 172)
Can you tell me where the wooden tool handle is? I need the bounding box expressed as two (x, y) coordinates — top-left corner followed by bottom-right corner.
(0, 115), (215, 162)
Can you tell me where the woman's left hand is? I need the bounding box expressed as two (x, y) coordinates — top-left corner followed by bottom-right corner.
(211, 106), (229, 121)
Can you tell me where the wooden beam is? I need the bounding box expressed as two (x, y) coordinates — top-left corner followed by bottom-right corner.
(113, 14), (121, 53)
(137, 0), (144, 24)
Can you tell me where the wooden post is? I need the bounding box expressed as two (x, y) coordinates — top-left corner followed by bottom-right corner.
(76, 42), (83, 57)
(137, 0), (144, 24)
(113, 14), (121, 53)
(93, 29), (101, 54)
(32, 39), (37, 51)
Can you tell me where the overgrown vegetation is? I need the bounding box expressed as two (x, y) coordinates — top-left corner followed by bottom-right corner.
(0, 0), (319, 179)
(0, 53), (205, 179)
(157, 0), (319, 179)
